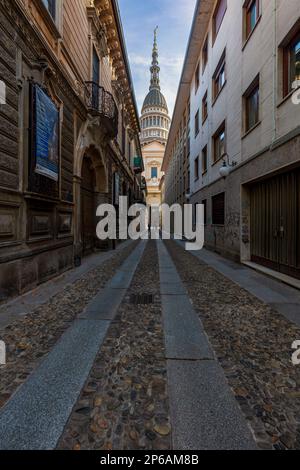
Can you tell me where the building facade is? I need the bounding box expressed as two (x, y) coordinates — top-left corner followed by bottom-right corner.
(140, 29), (171, 209)
(163, 0), (300, 282)
(0, 0), (143, 301)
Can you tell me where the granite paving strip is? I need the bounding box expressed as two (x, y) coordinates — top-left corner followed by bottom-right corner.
(0, 242), (139, 411)
(58, 240), (171, 451)
(0, 240), (134, 329)
(158, 240), (256, 450)
(176, 241), (300, 327)
(166, 240), (300, 450)
(0, 242), (146, 450)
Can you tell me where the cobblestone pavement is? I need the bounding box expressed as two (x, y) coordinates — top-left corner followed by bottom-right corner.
(165, 240), (300, 450)
(58, 241), (171, 451)
(0, 242), (138, 410)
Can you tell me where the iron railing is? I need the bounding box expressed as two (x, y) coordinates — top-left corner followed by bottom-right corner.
(85, 82), (118, 135)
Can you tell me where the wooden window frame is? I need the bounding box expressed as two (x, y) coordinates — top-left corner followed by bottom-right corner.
(202, 91), (208, 123)
(212, 121), (226, 164)
(195, 63), (200, 93)
(283, 29), (300, 98)
(43, 0), (56, 20)
(243, 0), (260, 42)
(202, 145), (208, 175)
(213, 0), (227, 44)
(202, 36), (208, 73)
(34, 0), (62, 37)
(212, 50), (226, 102)
(195, 110), (200, 137)
(243, 75), (260, 133)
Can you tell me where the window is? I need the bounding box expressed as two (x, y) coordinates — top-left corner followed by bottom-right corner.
(195, 63), (200, 92)
(212, 192), (225, 225)
(283, 30), (300, 97)
(151, 167), (158, 179)
(213, 0), (227, 41)
(194, 157), (199, 180)
(244, 76), (260, 132)
(93, 48), (100, 85)
(244, 0), (260, 40)
(202, 91), (208, 123)
(42, 0), (56, 20)
(195, 110), (200, 137)
(202, 36), (208, 72)
(202, 145), (208, 174)
(213, 51), (226, 101)
(213, 122), (226, 163)
(128, 139), (131, 162)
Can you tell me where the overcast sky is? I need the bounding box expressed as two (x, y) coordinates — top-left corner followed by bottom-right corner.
(118, 0), (196, 117)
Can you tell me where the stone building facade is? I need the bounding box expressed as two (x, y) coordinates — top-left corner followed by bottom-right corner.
(0, 0), (142, 301)
(140, 29), (171, 210)
(163, 0), (300, 283)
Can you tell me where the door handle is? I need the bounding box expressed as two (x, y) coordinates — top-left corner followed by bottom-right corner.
(279, 226), (285, 239)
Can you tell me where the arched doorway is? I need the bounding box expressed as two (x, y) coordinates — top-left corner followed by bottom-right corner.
(81, 156), (96, 256)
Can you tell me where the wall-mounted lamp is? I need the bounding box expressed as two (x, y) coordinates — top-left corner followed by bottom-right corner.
(185, 193), (191, 201)
(219, 153), (238, 179)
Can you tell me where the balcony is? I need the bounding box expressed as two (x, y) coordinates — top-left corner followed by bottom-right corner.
(133, 156), (144, 174)
(85, 82), (118, 139)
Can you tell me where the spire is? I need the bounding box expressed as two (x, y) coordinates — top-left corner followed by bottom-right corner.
(150, 26), (160, 91)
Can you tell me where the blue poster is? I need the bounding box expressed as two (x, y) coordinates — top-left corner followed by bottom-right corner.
(34, 85), (59, 181)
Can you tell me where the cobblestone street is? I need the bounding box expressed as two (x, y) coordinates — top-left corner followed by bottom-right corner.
(1, 0), (300, 458)
(0, 240), (299, 450)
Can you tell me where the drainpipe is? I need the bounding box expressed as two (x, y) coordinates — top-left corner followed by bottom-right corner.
(272, 0), (278, 144)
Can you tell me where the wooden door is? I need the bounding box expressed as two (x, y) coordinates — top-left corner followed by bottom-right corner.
(81, 158), (96, 256)
(250, 169), (300, 279)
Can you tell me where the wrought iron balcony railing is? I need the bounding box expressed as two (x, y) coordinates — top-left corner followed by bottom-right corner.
(85, 82), (118, 138)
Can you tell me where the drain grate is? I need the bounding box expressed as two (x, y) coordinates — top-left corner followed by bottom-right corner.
(130, 293), (154, 305)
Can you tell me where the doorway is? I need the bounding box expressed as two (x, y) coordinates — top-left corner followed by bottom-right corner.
(81, 156), (96, 256)
(250, 168), (300, 279)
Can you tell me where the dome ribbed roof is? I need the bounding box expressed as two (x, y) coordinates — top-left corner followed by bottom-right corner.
(142, 88), (168, 112)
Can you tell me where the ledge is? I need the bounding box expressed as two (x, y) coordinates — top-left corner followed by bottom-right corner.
(241, 120), (261, 139)
(243, 261), (300, 291)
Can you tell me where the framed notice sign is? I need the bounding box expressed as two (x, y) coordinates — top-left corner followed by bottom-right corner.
(33, 85), (59, 182)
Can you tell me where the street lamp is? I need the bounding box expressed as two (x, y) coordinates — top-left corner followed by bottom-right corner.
(219, 153), (237, 179)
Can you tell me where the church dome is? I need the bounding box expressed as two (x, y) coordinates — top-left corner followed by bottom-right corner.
(142, 89), (168, 112)
(140, 27), (170, 147)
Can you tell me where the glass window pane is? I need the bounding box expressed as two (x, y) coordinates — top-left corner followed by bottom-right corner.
(290, 39), (300, 84)
(151, 167), (158, 179)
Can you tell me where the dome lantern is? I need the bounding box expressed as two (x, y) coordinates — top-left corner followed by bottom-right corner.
(140, 27), (171, 146)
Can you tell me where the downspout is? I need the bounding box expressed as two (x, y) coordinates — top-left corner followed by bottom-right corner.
(272, 0), (278, 144)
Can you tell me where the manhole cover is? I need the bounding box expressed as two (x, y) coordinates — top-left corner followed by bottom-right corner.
(130, 294), (154, 305)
